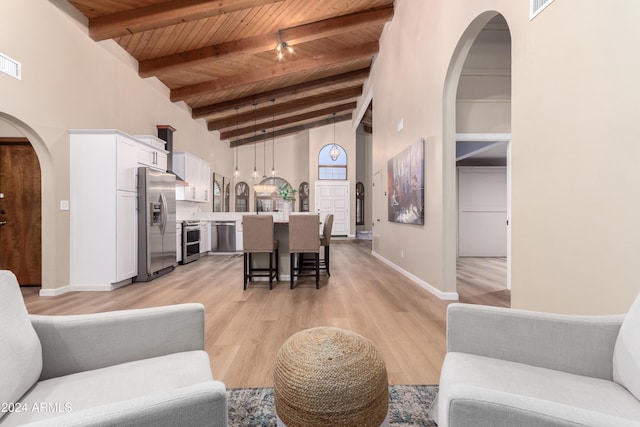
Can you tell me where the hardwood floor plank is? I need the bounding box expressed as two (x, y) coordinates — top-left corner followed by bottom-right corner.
(21, 241), (509, 388)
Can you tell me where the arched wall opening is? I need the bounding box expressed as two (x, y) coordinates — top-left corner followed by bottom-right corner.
(442, 10), (512, 298)
(0, 112), (55, 290)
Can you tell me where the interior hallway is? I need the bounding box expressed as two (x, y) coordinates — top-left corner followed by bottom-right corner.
(22, 241), (508, 388)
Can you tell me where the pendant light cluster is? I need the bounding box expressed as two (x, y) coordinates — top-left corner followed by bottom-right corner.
(233, 106), (240, 178)
(233, 100), (281, 195)
(252, 100), (277, 194)
(251, 102), (259, 182)
(271, 99), (277, 177)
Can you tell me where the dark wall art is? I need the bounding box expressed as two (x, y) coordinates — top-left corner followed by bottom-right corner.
(387, 139), (424, 224)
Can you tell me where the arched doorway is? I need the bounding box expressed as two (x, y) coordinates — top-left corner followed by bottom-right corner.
(0, 113), (52, 289)
(443, 12), (512, 305)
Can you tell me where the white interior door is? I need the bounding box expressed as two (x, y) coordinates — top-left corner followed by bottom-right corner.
(315, 181), (350, 237)
(458, 166), (507, 256)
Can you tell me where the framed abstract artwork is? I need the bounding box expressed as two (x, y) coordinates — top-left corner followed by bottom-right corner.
(387, 138), (424, 224)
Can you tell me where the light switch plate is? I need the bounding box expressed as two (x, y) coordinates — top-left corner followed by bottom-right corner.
(60, 200), (69, 211)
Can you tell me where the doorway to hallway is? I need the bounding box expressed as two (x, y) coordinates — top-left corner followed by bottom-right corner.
(444, 13), (512, 305)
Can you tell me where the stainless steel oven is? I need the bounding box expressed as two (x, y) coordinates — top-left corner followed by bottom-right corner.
(181, 220), (201, 264)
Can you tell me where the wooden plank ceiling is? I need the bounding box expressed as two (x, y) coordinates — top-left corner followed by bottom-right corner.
(68, 0), (391, 146)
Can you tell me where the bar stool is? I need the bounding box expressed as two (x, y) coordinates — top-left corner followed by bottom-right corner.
(242, 215), (279, 290)
(288, 214), (320, 289)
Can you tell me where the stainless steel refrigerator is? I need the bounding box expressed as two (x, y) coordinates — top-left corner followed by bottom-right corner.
(135, 167), (177, 282)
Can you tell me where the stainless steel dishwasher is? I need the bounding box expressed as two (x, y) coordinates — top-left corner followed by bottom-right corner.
(211, 221), (236, 252)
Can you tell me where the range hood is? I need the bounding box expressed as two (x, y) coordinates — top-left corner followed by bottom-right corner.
(157, 125), (188, 186)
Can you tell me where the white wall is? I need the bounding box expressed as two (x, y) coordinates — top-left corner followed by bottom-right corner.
(370, 0), (640, 314)
(0, 0), (230, 291)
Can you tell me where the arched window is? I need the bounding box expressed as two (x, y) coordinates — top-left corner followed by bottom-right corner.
(235, 182), (249, 212)
(318, 144), (347, 180)
(255, 177), (294, 213)
(298, 182), (310, 212)
(213, 178), (222, 212)
(224, 181), (230, 212)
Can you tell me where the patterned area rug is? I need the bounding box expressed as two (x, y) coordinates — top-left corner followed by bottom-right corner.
(227, 385), (438, 426)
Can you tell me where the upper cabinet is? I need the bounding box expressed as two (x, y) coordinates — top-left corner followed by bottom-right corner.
(134, 135), (168, 172)
(173, 152), (211, 203)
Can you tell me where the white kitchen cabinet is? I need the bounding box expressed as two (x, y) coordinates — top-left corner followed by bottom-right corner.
(69, 130), (139, 290)
(116, 191), (138, 281)
(173, 152), (211, 203)
(176, 223), (182, 263)
(135, 135), (168, 171)
(200, 222), (211, 253)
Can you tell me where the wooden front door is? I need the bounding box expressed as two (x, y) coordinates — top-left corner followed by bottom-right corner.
(0, 139), (42, 285)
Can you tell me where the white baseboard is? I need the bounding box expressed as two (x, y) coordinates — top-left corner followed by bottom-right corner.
(39, 286), (73, 297)
(371, 251), (459, 301)
(40, 280), (130, 296)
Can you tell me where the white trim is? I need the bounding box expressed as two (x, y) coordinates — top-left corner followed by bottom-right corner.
(39, 286), (72, 297)
(40, 281), (131, 296)
(456, 133), (511, 142)
(371, 251), (459, 301)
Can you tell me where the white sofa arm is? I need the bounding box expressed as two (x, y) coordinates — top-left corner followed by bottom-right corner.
(31, 304), (205, 381)
(24, 381), (228, 427)
(446, 303), (624, 380)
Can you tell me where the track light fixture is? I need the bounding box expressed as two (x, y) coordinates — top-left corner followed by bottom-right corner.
(275, 41), (293, 61)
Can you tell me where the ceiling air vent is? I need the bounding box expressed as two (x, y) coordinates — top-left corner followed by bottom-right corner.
(0, 52), (21, 80)
(530, 0), (555, 20)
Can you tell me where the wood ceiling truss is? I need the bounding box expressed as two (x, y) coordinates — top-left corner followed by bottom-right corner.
(68, 0), (393, 143)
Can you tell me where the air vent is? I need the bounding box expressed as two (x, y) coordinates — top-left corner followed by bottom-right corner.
(0, 52), (21, 80)
(530, 0), (555, 20)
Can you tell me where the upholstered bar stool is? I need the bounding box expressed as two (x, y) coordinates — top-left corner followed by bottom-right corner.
(242, 215), (279, 290)
(302, 214), (333, 276)
(288, 214), (320, 289)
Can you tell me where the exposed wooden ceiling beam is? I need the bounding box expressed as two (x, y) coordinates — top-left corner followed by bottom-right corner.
(208, 86), (362, 130)
(192, 68), (369, 119)
(231, 114), (352, 147)
(220, 102), (357, 140)
(171, 42), (378, 102)
(139, 7), (393, 77)
(89, 0), (284, 41)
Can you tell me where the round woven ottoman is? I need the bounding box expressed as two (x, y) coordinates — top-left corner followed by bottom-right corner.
(273, 327), (389, 427)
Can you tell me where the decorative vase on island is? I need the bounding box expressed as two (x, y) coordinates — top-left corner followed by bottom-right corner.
(283, 201), (291, 221)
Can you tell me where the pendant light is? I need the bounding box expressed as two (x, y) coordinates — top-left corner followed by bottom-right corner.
(251, 103), (276, 194)
(251, 102), (259, 182)
(271, 99), (277, 177)
(329, 112), (340, 161)
(262, 132), (267, 180)
(233, 106), (240, 178)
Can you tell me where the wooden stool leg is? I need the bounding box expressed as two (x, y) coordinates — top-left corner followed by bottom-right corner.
(290, 253), (295, 289)
(243, 253), (248, 290)
(315, 253), (319, 289)
(275, 248), (280, 282)
(269, 252), (273, 290)
(325, 245), (330, 276)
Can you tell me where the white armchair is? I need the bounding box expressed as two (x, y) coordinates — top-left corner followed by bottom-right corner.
(431, 295), (640, 426)
(0, 270), (227, 426)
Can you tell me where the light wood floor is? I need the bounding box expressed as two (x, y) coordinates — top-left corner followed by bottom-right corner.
(21, 241), (508, 388)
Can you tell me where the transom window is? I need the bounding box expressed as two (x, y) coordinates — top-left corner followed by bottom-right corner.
(318, 144), (347, 180)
